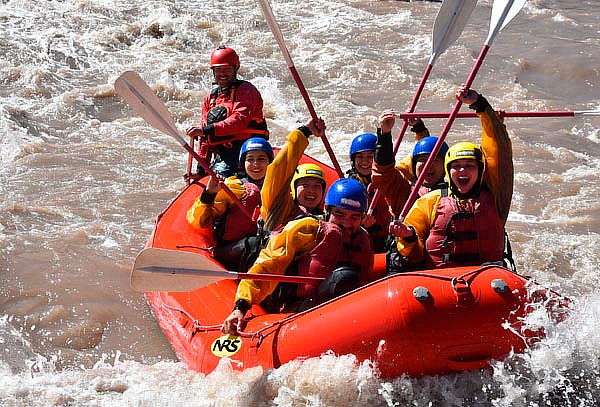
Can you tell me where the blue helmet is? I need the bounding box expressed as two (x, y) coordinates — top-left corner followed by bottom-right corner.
(324, 178), (368, 213)
(412, 137), (449, 159)
(349, 133), (377, 160)
(239, 137), (274, 163)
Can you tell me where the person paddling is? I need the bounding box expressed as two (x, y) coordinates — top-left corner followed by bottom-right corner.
(221, 178), (381, 336)
(345, 133), (391, 253)
(186, 46), (269, 177)
(388, 85), (514, 271)
(186, 138), (273, 271)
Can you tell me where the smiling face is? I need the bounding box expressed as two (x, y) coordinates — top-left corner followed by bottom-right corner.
(329, 206), (363, 236)
(295, 178), (324, 210)
(448, 159), (479, 194)
(244, 150), (269, 181)
(353, 151), (374, 177)
(414, 154), (445, 187)
(212, 65), (236, 88)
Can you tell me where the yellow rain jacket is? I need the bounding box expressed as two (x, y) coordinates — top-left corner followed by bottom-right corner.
(186, 176), (256, 236)
(235, 217), (320, 305)
(260, 128), (309, 232)
(396, 106), (513, 265)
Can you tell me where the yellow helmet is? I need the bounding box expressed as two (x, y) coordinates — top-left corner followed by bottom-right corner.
(290, 163), (327, 200)
(444, 142), (484, 173)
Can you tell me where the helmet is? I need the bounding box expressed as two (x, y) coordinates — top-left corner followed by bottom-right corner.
(239, 137), (274, 163)
(290, 163), (326, 200)
(210, 46), (240, 68)
(444, 141), (484, 172)
(324, 178), (367, 213)
(349, 133), (377, 160)
(412, 137), (449, 159)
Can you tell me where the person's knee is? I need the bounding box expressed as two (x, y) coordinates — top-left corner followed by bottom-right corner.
(319, 266), (360, 298)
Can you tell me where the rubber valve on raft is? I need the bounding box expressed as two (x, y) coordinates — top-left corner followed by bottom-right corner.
(413, 286), (431, 301)
(491, 278), (509, 293)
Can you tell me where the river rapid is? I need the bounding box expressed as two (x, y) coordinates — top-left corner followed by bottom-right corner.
(1, 0), (599, 406)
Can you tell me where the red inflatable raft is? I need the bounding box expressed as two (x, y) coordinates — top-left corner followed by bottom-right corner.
(141, 153), (567, 378)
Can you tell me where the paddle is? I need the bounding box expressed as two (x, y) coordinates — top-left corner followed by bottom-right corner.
(114, 71), (254, 221)
(397, 0), (527, 222)
(131, 247), (325, 292)
(368, 0), (477, 215)
(256, 0), (344, 178)
(395, 109), (600, 119)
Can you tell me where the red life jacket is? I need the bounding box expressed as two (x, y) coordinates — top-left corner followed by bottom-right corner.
(207, 80), (269, 144)
(425, 189), (505, 268)
(337, 227), (373, 281)
(217, 181), (261, 243)
(295, 222), (372, 297)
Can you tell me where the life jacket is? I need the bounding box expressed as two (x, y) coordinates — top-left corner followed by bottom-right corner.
(295, 222), (372, 297)
(337, 226), (373, 278)
(214, 179), (261, 243)
(295, 221), (344, 297)
(207, 80), (269, 145)
(425, 189), (505, 268)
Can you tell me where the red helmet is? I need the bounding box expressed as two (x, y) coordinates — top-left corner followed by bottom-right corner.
(210, 46), (240, 68)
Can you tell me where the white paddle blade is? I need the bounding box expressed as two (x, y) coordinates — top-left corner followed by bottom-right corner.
(430, 0), (478, 64)
(114, 71), (186, 146)
(130, 248), (227, 292)
(257, 0), (295, 67)
(487, 0), (527, 44)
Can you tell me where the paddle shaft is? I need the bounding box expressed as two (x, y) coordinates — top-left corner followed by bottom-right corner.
(367, 64), (433, 215)
(115, 72), (254, 221)
(394, 110), (600, 119)
(367, 0), (478, 215)
(397, 0), (530, 221)
(398, 44), (490, 221)
(289, 66), (344, 177)
(257, 0), (343, 178)
(182, 145), (255, 220)
(139, 266), (325, 284)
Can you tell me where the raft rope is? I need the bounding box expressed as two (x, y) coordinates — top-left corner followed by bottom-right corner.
(156, 265), (514, 341)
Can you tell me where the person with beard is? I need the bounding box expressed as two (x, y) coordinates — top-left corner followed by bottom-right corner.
(186, 138), (273, 271)
(221, 178), (380, 335)
(186, 46), (269, 177)
(388, 85), (514, 270)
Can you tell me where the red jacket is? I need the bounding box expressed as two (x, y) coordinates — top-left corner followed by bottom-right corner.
(201, 80), (268, 145)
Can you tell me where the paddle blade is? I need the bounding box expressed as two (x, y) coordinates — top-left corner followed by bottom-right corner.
(114, 71), (185, 146)
(131, 247), (227, 292)
(430, 0), (478, 64)
(130, 247), (327, 293)
(487, 0), (527, 44)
